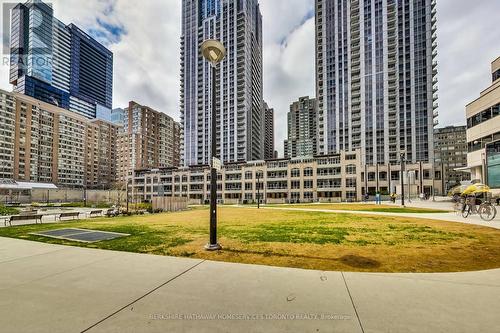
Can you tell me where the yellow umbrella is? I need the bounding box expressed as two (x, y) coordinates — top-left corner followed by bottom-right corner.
(462, 184), (491, 196)
(448, 185), (469, 196)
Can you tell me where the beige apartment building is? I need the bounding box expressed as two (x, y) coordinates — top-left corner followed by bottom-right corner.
(465, 57), (500, 189)
(85, 119), (120, 189)
(0, 89), (118, 189)
(434, 126), (470, 192)
(116, 101), (180, 184)
(130, 150), (442, 204)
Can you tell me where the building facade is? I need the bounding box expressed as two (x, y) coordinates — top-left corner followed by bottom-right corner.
(130, 151), (442, 204)
(0, 89), (90, 188)
(180, 0), (264, 166)
(85, 119), (120, 189)
(284, 97), (317, 158)
(116, 102), (181, 183)
(111, 108), (125, 128)
(466, 57), (500, 188)
(263, 101), (275, 160)
(9, 0), (113, 119)
(315, 0), (438, 165)
(434, 126), (470, 192)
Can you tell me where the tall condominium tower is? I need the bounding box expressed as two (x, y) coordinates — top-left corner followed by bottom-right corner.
(180, 0), (263, 166)
(284, 96), (318, 158)
(315, 0), (438, 165)
(9, 0), (113, 119)
(263, 101), (275, 160)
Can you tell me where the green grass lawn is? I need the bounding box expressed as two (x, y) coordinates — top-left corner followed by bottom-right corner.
(267, 203), (450, 213)
(0, 206), (498, 273)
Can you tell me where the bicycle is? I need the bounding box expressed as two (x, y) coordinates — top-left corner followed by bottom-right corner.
(478, 201), (497, 221)
(462, 198), (497, 222)
(454, 198), (465, 216)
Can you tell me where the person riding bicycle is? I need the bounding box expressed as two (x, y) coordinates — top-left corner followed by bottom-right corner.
(460, 184), (497, 222)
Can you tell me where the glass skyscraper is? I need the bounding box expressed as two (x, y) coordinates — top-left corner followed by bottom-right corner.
(180, 0), (263, 166)
(9, 0), (113, 119)
(315, 0), (438, 165)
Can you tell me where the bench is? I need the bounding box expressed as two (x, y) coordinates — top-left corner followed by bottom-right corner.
(57, 212), (80, 221)
(20, 210), (38, 216)
(105, 209), (119, 218)
(7, 215), (43, 227)
(89, 210), (103, 218)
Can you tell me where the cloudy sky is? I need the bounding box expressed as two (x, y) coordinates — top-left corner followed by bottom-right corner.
(1, 0), (499, 156)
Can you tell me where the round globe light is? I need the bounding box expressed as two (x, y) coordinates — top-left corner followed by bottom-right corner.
(201, 40), (226, 66)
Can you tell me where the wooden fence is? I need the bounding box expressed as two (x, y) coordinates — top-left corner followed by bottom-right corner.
(152, 197), (188, 212)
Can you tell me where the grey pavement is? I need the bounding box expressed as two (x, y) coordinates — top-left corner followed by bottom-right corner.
(1, 237), (499, 333)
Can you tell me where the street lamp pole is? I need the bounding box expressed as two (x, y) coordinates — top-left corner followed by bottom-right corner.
(126, 180), (129, 213)
(208, 64), (219, 250)
(202, 40), (226, 251)
(400, 151), (406, 207)
(257, 172), (260, 209)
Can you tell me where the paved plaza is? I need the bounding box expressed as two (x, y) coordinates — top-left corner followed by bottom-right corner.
(1, 237), (499, 333)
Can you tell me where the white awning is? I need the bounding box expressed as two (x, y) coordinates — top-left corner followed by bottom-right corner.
(454, 162), (483, 172)
(0, 181), (58, 190)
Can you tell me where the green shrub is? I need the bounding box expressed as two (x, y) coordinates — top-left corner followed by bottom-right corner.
(0, 204), (19, 216)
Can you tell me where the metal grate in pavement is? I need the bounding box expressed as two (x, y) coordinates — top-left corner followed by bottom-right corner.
(30, 228), (129, 243)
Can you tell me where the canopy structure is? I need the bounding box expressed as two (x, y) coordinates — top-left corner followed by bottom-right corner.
(0, 180), (58, 191)
(462, 184), (491, 196)
(448, 185), (470, 196)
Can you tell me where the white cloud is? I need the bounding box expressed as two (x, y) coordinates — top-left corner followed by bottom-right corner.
(436, 0), (500, 127)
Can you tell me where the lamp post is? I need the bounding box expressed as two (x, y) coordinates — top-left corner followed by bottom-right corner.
(400, 151), (406, 207)
(126, 180), (129, 213)
(256, 170), (263, 209)
(201, 40), (226, 251)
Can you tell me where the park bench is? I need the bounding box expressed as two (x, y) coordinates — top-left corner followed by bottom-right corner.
(20, 210), (38, 216)
(57, 212), (80, 221)
(105, 209), (119, 218)
(89, 210), (103, 218)
(6, 215), (43, 227)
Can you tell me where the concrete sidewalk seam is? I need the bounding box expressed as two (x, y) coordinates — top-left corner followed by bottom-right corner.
(81, 259), (207, 333)
(341, 272), (365, 333)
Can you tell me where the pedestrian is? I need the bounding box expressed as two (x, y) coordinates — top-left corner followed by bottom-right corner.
(375, 192), (381, 205)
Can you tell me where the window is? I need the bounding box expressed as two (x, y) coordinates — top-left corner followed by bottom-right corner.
(346, 178), (357, 188)
(304, 168), (313, 177)
(346, 164), (357, 175)
(291, 168), (300, 178)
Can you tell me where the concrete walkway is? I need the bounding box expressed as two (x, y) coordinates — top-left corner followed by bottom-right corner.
(1, 237), (499, 333)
